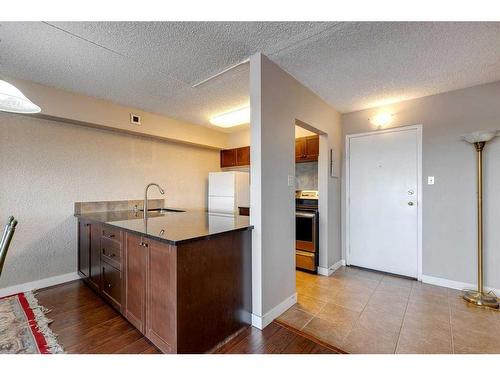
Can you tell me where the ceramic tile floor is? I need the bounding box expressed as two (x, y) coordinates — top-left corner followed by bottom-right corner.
(276, 266), (500, 354)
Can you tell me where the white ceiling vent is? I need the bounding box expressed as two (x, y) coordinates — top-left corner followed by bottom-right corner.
(130, 113), (141, 125)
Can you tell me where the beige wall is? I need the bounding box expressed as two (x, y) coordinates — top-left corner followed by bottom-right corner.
(342, 81), (500, 289)
(8, 76), (229, 149)
(0, 112), (220, 288)
(250, 53), (342, 322)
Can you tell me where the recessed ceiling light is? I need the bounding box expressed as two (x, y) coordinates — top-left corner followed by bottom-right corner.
(210, 107), (250, 128)
(0, 79), (41, 114)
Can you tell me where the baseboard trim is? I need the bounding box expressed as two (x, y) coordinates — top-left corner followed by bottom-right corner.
(317, 259), (346, 276)
(421, 274), (500, 295)
(0, 272), (81, 298)
(251, 292), (297, 330)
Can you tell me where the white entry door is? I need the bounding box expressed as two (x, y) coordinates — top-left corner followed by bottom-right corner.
(347, 126), (421, 278)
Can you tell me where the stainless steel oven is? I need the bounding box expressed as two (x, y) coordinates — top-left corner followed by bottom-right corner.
(296, 190), (319, 273)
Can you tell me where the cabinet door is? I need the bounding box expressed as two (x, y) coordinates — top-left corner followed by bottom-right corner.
(305, 136), (319, 161)
(236, 146), (250, 166)
(102, 261), (122, 311)
(220, 149), (237, 168)
(146, 239), (177, 353)
(78, 220), (90, 278)
(124, 232), (147, 333)
(88, 223), (101, 291)
(295, 138), (306, 161)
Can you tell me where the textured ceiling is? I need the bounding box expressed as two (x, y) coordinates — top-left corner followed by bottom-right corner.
(1, 22), (499, 132)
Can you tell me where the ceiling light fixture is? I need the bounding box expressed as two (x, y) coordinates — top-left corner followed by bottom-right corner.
(0, 79), (41, 114)
(370, 112), (393, 128)
(210, 107), (250, 128)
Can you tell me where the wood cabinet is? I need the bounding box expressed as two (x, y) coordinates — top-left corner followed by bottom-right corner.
(220, 146), (250, 168)
(77, 218), (252, 353)
(78, 219), (101, 291)
(101, 261), (122, 310)
(295, 135), (319, 162)
(146, 238), (177, 353)
(78, 219), (123, 308)
(78, 220), (90, 278)
(123, 232), (177, 352)
(88, 223), (102, 290)
(124, 232), (147, 332)
(220, 136), (318, 167)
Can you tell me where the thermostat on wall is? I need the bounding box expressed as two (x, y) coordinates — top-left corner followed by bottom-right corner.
(130, 113), (141, 125)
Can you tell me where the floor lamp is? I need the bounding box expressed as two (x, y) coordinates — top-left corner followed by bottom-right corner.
(462, 130), (499, 309)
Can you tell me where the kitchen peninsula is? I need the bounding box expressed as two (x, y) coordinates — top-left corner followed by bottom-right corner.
(75, 205), (253, 354)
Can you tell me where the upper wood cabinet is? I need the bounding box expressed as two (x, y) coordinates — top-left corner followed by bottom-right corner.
(220, 146), (250, 168)
(295, 135), (319, 162)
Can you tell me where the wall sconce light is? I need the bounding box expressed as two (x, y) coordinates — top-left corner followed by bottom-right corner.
(370, 112), (393, 128)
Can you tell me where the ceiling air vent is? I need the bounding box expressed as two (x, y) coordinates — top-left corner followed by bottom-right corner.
(130, 113), (141, 125)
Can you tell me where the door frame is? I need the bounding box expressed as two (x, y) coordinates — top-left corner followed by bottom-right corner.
(344, 124), (423, 281)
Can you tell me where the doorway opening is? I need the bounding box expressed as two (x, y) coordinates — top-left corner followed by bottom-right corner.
(294, 120), (327, 280)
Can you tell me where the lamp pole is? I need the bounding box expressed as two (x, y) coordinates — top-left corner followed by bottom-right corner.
(462, 138), (499, 309)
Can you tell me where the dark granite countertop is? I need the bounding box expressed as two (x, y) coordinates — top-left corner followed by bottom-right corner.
(75, 209), (253, 245)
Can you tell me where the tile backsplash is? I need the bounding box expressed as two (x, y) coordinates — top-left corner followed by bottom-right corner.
(296, 161), (318, 190)
(74, 199), (165, 214)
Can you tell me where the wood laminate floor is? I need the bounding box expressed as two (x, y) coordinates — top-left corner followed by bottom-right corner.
(36, 280), (339, 354)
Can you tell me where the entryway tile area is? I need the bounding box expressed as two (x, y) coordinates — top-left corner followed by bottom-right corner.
(276, 267), (500, 354)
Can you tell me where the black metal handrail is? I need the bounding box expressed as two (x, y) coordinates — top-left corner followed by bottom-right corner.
(0, 216), (17, 277)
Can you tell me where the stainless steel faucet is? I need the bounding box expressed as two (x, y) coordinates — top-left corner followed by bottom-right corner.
(144, 182), (165, 220)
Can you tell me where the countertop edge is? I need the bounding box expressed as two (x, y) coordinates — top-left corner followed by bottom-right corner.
(74, 212), (254, 246)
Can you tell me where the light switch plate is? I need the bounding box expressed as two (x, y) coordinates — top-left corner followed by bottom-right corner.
(428, 176), (435, 185)
(288, 175), (295, 187)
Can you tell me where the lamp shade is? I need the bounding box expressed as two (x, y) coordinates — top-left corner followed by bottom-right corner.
(0, 79), (41, 114)
(462, 130), (499, 144)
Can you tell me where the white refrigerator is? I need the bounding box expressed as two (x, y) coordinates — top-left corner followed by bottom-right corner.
(208, 171), (250, 214)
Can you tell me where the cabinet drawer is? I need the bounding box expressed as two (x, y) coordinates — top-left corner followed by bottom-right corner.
(101, 225), (121, 241)
(101, 236), (122, 269)
(102, 261), (122, 310)
(296, 250), (316, 272)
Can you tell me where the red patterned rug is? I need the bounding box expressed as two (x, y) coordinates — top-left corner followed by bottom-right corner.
(0, 291), (63, 353)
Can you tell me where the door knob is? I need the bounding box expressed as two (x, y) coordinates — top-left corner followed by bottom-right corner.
(408, 202), (414, 206)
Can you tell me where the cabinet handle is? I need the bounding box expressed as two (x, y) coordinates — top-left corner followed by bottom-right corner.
(140, 241), (149, 248)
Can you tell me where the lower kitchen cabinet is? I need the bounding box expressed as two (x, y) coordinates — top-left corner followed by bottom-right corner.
(124, 232), (147, 332)
(145, 238), (177, 353)
(77, 217), (251, 353)
(124, 232), (177, 352)
(78, 219), (101, 292)
(88, 223), (101, 291)
(77, 220), (90, 278)
(101, 260), (122, 310)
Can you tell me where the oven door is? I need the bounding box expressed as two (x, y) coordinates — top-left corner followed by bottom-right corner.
(296, 211), (317, 252)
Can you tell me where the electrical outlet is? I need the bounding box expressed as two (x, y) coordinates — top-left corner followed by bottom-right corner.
(428, 176), (435, 185)
(288, 175), (295, 187)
